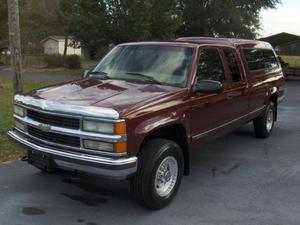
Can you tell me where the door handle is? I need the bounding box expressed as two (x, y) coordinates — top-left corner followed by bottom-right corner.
(226, 92), (234, 99)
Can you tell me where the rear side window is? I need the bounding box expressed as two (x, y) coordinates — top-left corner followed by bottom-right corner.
(223, 49), (242, 83)
(197, 48), (226, 83)
(243, 48), (279, 71)
(243, 49), (265, 70)
(262, 49), (279, 69)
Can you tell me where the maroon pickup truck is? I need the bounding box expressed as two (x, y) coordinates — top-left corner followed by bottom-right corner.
(8, 37), (284, 209)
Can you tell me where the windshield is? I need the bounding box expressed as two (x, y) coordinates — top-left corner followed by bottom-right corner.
(91, 45), (195, 87)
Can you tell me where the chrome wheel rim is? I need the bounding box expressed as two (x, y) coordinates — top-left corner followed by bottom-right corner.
(266, 108), (274, 132)
(154, 156), (178, 197)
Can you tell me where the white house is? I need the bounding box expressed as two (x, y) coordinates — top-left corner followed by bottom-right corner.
(41, 36), (82, 56)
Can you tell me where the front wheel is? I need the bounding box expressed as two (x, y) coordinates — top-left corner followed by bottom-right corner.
(253, 102), (276, 138)
(131, 139), (184, 210)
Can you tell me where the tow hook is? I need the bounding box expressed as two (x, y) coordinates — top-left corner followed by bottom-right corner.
(21, 155), (28, 162)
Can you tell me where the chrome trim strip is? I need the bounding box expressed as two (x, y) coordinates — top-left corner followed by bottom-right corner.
(14, 115), (127, 143)
(14, 95), (120, 120)
(8, 130), (137, 167)
(192, 106), (265, 140)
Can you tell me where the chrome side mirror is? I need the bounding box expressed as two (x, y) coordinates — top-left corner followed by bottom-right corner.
(83, 70), (89, 78)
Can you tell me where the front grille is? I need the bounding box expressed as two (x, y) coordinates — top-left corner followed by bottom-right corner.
(27, 109), (80, 129)
(28, 126), (80, 147)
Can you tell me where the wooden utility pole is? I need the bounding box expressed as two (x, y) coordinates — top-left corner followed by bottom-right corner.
(7, 0), (23, 94)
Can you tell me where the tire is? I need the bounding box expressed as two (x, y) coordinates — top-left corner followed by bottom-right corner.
(131, 139), (184, 210)
(253, 102), (276, 138)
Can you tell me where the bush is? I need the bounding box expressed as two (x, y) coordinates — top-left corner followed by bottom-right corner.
(65, 55), (82, 69)
(44, 54), (64, 68)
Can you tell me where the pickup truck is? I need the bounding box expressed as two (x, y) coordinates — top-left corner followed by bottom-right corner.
(8, 37), (285, 210)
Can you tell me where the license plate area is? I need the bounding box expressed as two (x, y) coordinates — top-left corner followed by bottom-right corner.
(28, 151), (58, 172)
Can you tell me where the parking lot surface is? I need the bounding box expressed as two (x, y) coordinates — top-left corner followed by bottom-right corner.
(0, 81), (299, 225)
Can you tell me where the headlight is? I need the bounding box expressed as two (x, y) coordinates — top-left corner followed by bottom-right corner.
(83, 140), (114, 152)
(14, 105), (26, 117)
(82, 120), (126, 134)
(83, 140), (127, 153)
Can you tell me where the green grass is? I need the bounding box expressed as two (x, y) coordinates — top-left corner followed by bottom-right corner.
(280, 55), (300, 69)
(0, 79), (49, 163)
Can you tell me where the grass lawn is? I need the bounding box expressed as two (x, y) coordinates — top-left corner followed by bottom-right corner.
(0, 78), (49, 163)
(280, 55), (300, 68)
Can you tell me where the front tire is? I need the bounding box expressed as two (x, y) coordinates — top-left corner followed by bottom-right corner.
(131, 139), (184, 210)
(253, 102), (276, 138)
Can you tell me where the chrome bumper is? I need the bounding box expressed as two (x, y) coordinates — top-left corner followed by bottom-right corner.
(7, 130), (137, 179)
(278, 95), (285, 104)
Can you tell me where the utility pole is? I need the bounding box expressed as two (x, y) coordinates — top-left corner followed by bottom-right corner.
(7, 0), (23, 94)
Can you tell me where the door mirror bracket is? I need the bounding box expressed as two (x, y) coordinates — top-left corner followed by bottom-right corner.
(83, 70), (90, 78)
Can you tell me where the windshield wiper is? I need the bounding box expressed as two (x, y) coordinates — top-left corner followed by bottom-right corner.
(125, 72), (161, 84)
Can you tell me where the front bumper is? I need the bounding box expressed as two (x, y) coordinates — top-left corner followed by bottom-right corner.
(7, 130), (137, 179)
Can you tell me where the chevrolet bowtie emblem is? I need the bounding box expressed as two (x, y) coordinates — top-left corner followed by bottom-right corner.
(38, 124), (51, 133)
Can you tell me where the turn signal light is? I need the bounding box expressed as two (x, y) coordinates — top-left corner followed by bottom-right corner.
(115, 121), (126, 135)
(114, 142), (127, 153)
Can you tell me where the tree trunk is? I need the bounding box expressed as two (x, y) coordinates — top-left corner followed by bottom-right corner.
(63, 35), (69, 58)
(7, 0), (23, 94)
(4, 49), (8, 64)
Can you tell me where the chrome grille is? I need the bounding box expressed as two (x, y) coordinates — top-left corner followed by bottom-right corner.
(28, 126), (81, 147)
(27, 109), (80, 129)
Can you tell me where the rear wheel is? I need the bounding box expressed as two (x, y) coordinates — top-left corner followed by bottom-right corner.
(253, 102), (276, 138)
(131, 139), (184, 210)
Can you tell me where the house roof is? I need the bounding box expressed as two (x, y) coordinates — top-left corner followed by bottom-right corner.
(260, 32), (300, 47)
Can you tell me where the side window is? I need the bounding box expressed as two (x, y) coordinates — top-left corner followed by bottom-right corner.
(243, 48), (265, 71)
(223, 49), (243, 83)
(262, 49), (279, 70)
(197, 48), (226, 83)
(243, 48), (279, 71)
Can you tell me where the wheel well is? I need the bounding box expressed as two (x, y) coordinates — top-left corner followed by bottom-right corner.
(141, 124), (190, 176)
(270, 93), (278, 120)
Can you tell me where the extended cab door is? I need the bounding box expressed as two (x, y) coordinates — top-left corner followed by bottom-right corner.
(189, 47), (234, 143)
(220, 47), (249, 119)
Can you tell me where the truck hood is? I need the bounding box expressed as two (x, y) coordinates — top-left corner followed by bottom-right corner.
(26, 78), (181, 117)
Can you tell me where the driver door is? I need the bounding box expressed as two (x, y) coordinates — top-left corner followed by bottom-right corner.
(189, 47), (233, 144)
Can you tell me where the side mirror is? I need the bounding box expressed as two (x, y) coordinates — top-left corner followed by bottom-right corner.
(193, 80), (223, 94)
(83, 70), (90, 78)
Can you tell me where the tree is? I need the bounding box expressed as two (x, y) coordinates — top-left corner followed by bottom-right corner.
(0, 0), (8, 49)
(148, 0), (181, 40)
(66, 0), (111, 52)
(19, 0), (65, 54)
(7, 0), (23, 94)
(64, 0), (180, 56)
(177, 0), (281, 38)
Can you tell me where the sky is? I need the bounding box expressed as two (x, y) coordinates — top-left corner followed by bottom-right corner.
(259, 0), (300, 37)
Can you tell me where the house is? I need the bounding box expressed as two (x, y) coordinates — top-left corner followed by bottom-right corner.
(41, 36), (82, 56)
(260, 32), (300, 56)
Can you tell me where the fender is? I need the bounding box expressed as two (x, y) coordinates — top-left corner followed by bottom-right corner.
(133, 110), (190, 152)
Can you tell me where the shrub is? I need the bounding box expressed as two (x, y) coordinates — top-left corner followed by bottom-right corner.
(44, 54), (64, 68)
(65, 55), (82, 69)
